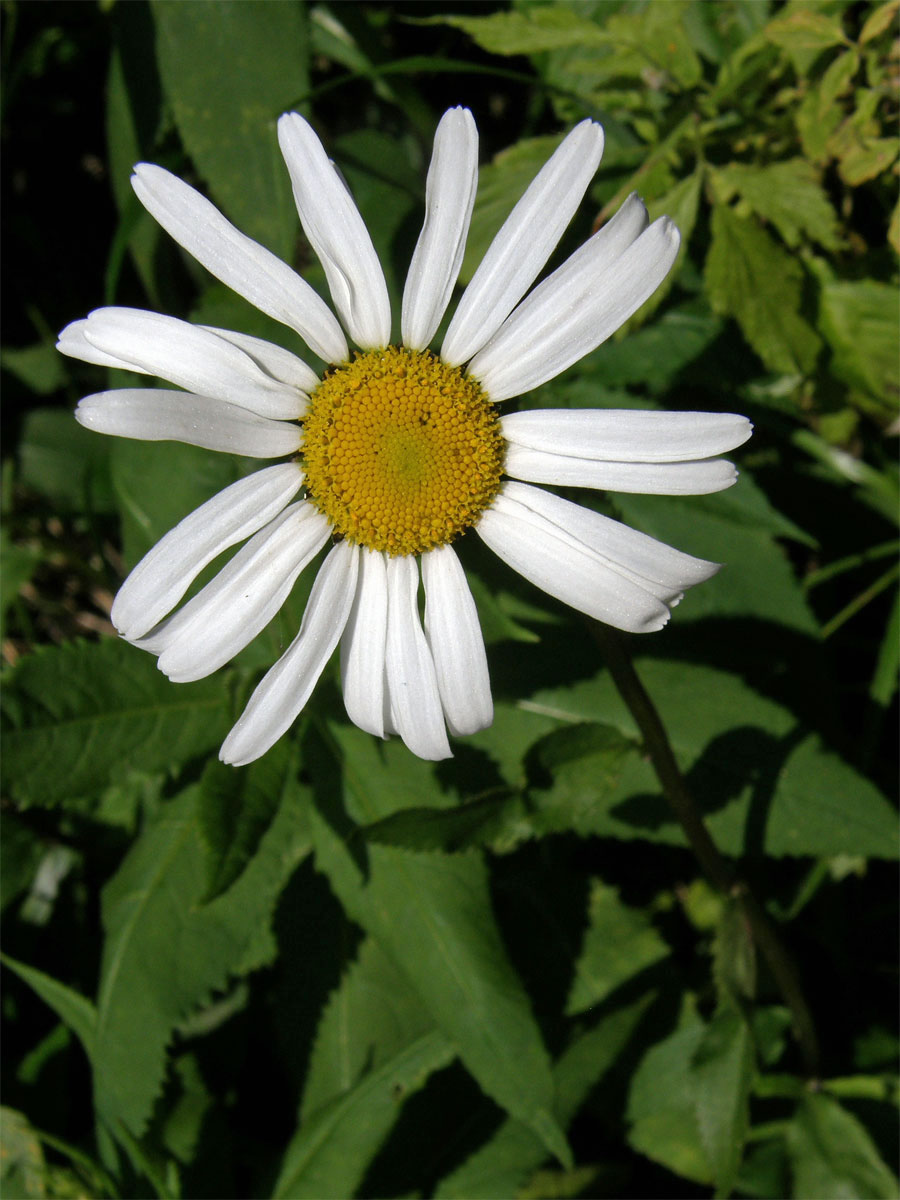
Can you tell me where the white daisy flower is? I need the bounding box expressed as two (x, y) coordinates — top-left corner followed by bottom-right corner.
(58, 107), (752, 766)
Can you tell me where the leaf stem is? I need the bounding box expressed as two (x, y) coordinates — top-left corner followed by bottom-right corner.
(588, 621), (821, 1076)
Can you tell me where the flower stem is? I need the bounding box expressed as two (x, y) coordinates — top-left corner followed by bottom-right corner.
(589, 621), (821, 1076)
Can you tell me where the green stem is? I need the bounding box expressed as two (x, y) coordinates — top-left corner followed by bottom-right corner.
(589, 621), (821, 1076)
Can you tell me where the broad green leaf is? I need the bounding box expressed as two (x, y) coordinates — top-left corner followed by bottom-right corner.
(711, 160), (840, 250)
(705, 203), (822, 375)
(361, 791), (527, 854)
(17, 407), (115, 514)
(1, 639), (231, 808)
(818, 277), (900, 410)
(196, 755), (287, 901)
(763, 10), (846, 52)
(436, 8), (611, 56)
(93, 748), (310, 1136)
(307, 723), (570, 1167)
(525, 659), (899, 860)
(692, 1009), (755, 1198)
(1, 954), (97, 1062)
(436, 992), (656, 1198)
(565, 880), (669, 1015)
(576, 305), (723, 394)
(1, 342), (67, 395)
(274, 1031), (454, 1200)
(786, 1093), (899, 1199)
(627, 1017), (712, 1184)
(110, 438), (242, 569)
(151, 0), (310, 258)
(300, 937), (437, 1121)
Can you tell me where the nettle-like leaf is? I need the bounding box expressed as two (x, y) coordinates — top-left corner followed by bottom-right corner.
(436, 992), (656, 1200)
(523, 659), (898, 860)
(817, 277), (900, 412)
(1, 638), (231, 809)
(705, 203), (822, 375)
(93, 745), (310, 1140)
(711, 159), (841, 251)
(306, 723), (571, 1167)
(274, 938), (453, 1199)
(565, 880), (670, 1016)
(692, 1009), (755, 1199)
(151, 0), (310, 259)
(786, 1092), (899, 1199)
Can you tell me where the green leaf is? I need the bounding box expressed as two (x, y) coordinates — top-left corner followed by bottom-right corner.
(94, 747), (310, 1137)
(17, 407), (115, 513)
(705, 203), (822, 375)
(307, 723), (571, 1167)
(1, 638), (231, 809)
(786, 1093), (899, 1199)
(763, 10), (846, 52)
(711, 159), (840, 250)
(274, 1031), (454, 1200)
(1, 1107), (48, 1200)
(109, 438), (241, 569)
(436, 992), (656, 1199)
(524, 659), (899, 860)
(565, 880), (669, 1015)
(361, 791), (527, 854)
(860, 1), (900, 44)
(692, 1009), (755, 1198)
(151, 0), (310, 258)
(627, 1017), (712, 1184)
(196, 755), (287, 901)
(577, 304), (722, 395)
(1, 342), (67, 395)
(435, 8), (611, 57)
(0, 527), (41, 640)
(818, 277), (900, 410)
(2, 955), (97, 1061)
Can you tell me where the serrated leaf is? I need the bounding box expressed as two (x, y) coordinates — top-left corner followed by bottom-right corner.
(1, 954), (97, 1061)
(1, 638), (232, 806)
(361, 791), (526, 854)
(706, 203), (822, 374)
(712, 159), (840, 250)
(1, 639), (231, 808)
(274, 1030), (454, 1200)
(786, 1093), (899, 1199)
(93, 749), (310, 1137)
(151, 0), (309, 258)
(436, 992), (655, 1199)
(307, 723), (571, 1167)
(196, 755), (287, 901)
(525, 660), (899, 860)
(565, 880), (669, 1015)
(436, 8), (610, 56)
(691, 1009), (755, 1198)
(764, 10), (846, 52)
(818, 277), (900, 410)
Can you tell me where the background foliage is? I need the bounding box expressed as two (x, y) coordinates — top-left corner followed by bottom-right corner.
(2, 1), (898, 1197)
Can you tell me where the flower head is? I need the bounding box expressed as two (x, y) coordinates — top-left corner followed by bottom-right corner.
(58, 107), (752, 765)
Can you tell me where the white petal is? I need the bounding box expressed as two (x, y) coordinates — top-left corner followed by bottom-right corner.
(504, 444), (739, 494)
(77, 308), (303, 419)
(401, 107), (479, 350)
(441, 119), (605, 366)
(149, 503), (331, 682)
(384, 556), (451, 760)
(220, 541), (359, 767)
(131, 163), (348, 364)
(112, 462), (304, 639)
(340, 547), (388, 738)
(76, 390), (301, 458)
(277, 113), (391, 349)
(502, 409), (753, 463)
(470, 215), (681, 402)
(500, 481), (719, 602)
(476, 488), (671, 633)
(58, 318), (151, 374)
(201, 326), (319, 394)
(421, 545), (492, 736)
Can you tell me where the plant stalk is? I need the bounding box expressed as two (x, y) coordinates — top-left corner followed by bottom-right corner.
(590, 621), (821, 1076)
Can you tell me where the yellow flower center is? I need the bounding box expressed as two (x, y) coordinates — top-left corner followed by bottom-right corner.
(301, 346), (505, 556)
